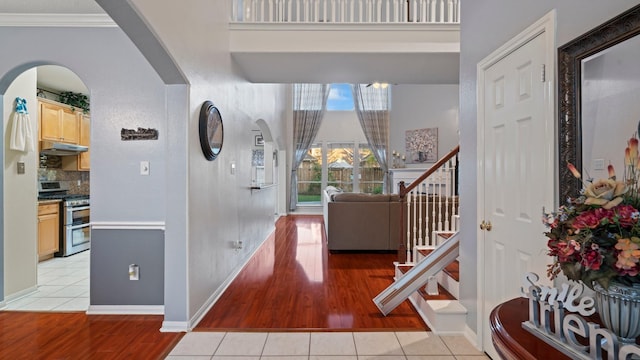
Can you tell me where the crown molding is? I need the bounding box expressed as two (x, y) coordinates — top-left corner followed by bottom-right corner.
(0, 13), (116, 27)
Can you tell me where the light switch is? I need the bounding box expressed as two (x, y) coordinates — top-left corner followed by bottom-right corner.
(231, 161), (236, 175)
(17, 162), (25, 174)
(140, 161), (150, 175)
(593, 159), (605, 171)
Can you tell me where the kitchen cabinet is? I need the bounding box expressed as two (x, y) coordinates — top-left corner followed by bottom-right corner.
(39, 99), (80, 144)
(62, 114), (90, 171)
(38, 202), (60, 261)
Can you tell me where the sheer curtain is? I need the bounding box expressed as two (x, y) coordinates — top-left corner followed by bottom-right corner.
(352, 84), (391, 193)
(290, 84), (330, 211)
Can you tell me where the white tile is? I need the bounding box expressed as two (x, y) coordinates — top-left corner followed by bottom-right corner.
(262, 332), (310, 356)
(48, 285), (88, 297)
(4, 296), (40, 310)
(310, 357), (357, 360)
(310, 333), (356, 356)
(357, 356), (407, 360)
(212, 357), (259, 360)
(395, 332), (451, 356)
(13, 297), (72, 311)
(439, 336), (483, 356)
(261, 357), (308, 360)
(454, 356), (491, 360)
(31, 285), (66, 296)
(405, 356), (455, 360)
(165, 356), (212, 360)
(215, 332), (268, 356)
(169, 332), (226, 356)
(352, 333), (403, 356)
(44, 276), (85, 286)
(52, 297), (89, 311)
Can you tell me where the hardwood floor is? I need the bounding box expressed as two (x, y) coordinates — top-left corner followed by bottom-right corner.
(0, 312), (182, 359)
(196, 215), (427, 331)
(0, 215), (425, 359)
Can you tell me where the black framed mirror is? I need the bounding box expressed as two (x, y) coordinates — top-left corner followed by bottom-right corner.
(558, 4), (640, 203)
(199, 101), (224, 161)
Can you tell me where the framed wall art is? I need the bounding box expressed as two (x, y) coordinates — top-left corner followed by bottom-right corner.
(405, 127), (438, 164)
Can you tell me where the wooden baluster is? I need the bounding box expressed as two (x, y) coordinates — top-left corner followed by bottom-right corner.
(431, 176), (437, 240)
(411, 0), (417, 22)
(437, 170), (443, 231)
(384, 0), (389, 22)
(424, 183), (430, 246)
(420, 0), (426, 22)
(322, 0), (327, 21)
(438, 0), (444, 22)
(411, 189), (418, 263)
(446, 0), (453, 23)
(314, 0), (319, 22)
(287, 0), (293, 21)
(376, 0), (381, 22)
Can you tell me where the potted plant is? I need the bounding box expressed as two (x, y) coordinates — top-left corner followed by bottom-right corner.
(58, 91), (90, 114)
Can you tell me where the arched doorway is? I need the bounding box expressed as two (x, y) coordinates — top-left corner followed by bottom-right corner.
(2, 64), (91, 312)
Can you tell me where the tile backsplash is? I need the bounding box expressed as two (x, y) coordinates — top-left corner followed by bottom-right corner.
(38, 154), (89, 194)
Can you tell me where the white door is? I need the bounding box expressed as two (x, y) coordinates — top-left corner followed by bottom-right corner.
(478, 13), (555, 358)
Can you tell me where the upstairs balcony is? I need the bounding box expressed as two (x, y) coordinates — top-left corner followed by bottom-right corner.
(228, 0), (460, 84)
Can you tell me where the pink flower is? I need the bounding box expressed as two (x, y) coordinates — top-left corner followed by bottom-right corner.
(613, 205), (640, 228)
(581, 248), (603, 271)
(572, 208), (611, 229)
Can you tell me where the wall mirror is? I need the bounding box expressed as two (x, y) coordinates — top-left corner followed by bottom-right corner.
(199, 101), (224, 161)
(558, 4), (640, 203)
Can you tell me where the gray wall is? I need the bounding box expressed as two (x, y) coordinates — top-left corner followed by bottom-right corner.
(0, 26), (169, 307)
(459, 0), (640, 333)
(91, 229), (164, 304)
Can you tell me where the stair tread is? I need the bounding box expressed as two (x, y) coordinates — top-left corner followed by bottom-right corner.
(418, 284), (456, 301)
(435, 232), (455, 239)
(399, 258), (459, 283)
(443, 260), (459, 282)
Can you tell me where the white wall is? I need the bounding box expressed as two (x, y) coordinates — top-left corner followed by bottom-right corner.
(3, 69), (37, 298)
(390, 85), (459, 168)
(459, 0), (639, 337)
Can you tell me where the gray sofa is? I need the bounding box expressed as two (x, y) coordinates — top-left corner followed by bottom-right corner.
(323, 187), (459, 251)
(323, 187), (401, 251)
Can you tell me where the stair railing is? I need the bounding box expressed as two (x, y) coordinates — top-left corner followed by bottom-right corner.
(397, 145), (459, 264)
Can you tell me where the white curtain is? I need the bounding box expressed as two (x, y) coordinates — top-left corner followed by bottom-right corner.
(352, 84), (390, 193)
(289, 84), (330, 211)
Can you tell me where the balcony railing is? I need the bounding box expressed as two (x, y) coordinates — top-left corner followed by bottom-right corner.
(230, 0), (460, 24)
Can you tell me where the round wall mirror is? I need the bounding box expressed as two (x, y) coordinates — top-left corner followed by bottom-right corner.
(199, 101), (224, 161)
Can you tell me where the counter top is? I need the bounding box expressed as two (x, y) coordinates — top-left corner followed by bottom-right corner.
(38, 199), (62, 205)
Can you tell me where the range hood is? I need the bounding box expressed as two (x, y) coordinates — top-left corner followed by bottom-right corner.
(40, 140), (88, 156)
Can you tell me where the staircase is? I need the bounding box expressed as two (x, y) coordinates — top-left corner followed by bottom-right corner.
(374, 146), (466, 334)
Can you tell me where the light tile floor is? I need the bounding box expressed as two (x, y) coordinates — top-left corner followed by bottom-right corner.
(2, 250), (89, 311)
(166, 331), (491, 360)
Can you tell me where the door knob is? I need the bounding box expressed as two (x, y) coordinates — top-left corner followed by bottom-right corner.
(480, 220), (493, 231)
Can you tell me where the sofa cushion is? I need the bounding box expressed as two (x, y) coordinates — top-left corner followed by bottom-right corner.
(332, 193), (391, 202)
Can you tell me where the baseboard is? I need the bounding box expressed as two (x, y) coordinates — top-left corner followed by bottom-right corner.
(3, 286), (38, 303)
(463, 324), (482, 350)
(0, 300), (6, 310)
(187, 227), (275, 331)
(160, 321), (190, 333)
(86, 305), (164, 315)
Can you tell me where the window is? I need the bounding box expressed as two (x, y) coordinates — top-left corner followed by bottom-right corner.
(326, 84), (354, 111)
(296, 144), (323, 204)
(359, 144), (384, 194)
(296, 141), (384, 205)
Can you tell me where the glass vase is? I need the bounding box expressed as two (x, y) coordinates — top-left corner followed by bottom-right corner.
(593, 282), (640, 344)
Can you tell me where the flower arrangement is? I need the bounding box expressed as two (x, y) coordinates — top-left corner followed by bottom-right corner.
(545, 136), (640, 290)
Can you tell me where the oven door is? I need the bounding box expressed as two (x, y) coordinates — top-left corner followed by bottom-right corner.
(66, 206), (90, 226)
(68, 223), (91, 247)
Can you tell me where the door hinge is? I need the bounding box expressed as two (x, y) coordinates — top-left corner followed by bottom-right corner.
(541, 64), (546, 82)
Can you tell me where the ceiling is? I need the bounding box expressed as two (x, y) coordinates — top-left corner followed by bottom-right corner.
(37, 65), (89, 97)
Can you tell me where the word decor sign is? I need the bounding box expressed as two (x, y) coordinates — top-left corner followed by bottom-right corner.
(520, 272), (640, 360)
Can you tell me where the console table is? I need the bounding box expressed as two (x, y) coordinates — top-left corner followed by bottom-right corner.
(490, 297), (571, 360)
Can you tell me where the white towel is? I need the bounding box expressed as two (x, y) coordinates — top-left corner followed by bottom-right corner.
(9, 97), (35, 152)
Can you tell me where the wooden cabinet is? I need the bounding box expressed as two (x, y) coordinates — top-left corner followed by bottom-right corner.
(39, 99), (80, 144)
(62, 114), (90, 171)
(38, 202), (60, 261)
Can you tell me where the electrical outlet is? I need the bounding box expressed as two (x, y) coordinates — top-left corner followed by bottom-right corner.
(129, 264), (140, 280)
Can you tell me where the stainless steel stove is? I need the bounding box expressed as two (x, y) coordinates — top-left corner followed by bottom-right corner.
(38, 181), (90, 257)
